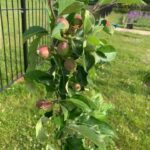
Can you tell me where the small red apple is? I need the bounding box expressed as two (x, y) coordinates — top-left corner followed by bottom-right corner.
(57, 17), (69, 33)
(74, 83), (81, 91)
(106, 20), (110, 27)
(64, 58), (76, 72)
(101, 19), (110, 27)
(36, 100), (53, 110)
(57, 42), (69, 56)
(37, 45), (50, 59)
(73, 14), (82, 28)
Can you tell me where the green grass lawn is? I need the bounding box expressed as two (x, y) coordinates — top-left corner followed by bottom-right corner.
(0, 31), (150, 149)
(97, 31), (150, 150)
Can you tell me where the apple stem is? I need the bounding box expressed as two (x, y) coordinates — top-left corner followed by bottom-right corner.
(48, 0), (56, 21)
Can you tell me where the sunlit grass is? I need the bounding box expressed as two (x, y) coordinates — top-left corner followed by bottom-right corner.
(96, 31), (150, 150)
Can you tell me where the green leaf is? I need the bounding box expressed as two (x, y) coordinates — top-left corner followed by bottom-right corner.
(68, 124), (106, 148)
(67, 98), (91, 113)
(76, 65), (88, 87)
(61, 105), (69, 121)
(72, 94), (97, 110)
(99, 0), (114, 4)
(25, 70), (50, 82)
(92, 25), (104, 39)
(25, 70), (55, 92)
(58, 0), (75, 15)
(87, 35), (100, 46)
(52, 23), (65, 40)
(60, 1), (84, 15)
(89, 93), (113, 121)
(27, 37), (41, 72)
(78, 0), (89, 4)
(25, 81), (47, 98)
(84, 10), (95, 34)
(58, 0), (84, 15)
(46, 144), (55, 150)
(91, 111), (106, 121)
(97, 45), (116, 53)
(86, 26), (103, 47)
(77, 115), (115, 138)
(96, 45), (117, 62)
(103, 26), (114, 35)
(64, 136), (84, 150)
(100, 0), (145, 5)
(53, 116), (64, 128)
(36, 117), (48, 141)
(23, 26), (48, 42)
(83, 52), (95, 72)
(117, 0), (145, 4)
(101, 52), (117, 62)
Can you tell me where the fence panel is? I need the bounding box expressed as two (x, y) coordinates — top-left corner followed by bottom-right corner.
(0, 0), (48, 92)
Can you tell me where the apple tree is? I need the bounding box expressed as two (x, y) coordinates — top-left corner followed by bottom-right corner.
(24, 0), (144, 149)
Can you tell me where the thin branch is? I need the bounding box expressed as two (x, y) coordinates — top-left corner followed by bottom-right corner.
(93, 3), (117, 13)
(48, 0), (56, 21)
(92, 2), (100, 11)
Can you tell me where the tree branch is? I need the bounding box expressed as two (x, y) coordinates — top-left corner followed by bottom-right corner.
(48, 0), (56, 21)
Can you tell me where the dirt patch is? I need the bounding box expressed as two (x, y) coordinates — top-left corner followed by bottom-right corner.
(116, 28), (150, 36)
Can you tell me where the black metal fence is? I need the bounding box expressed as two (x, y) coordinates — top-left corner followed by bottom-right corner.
(0, 0), (48, 92)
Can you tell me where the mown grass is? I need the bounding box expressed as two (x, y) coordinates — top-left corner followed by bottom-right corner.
(0, 84), (42, 149)
(0, 31), (150, 149)
(96, 31), (150, 150)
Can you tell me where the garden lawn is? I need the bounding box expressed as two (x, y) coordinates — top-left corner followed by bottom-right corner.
(96, 31), (150, 150)
(0, 31), (150, 149)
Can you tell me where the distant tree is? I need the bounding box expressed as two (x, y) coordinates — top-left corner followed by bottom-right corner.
(89, 0), (145, 18)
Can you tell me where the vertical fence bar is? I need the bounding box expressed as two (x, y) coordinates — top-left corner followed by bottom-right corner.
(27, 0), (31, 45)
(21, 0), (28, 72)
(27, 0), (30, 28)
(0, 3), (9, 85)
(0, 2), (2, 89)
(31, 0), (34, 43)
(39, 0), (41, 26)
(31, 0), (34, 26)
(11, 0), (19, 78)
(0, 68), (3, 89)
(45, 0), (47, 44)
(6, 0), (14, 81)
(17, 0), (23, 74)
(35, 1), (38, 25)
(42, 1), (44, 44)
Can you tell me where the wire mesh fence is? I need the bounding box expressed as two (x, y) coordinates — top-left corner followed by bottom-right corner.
(0, 0), (48, 92)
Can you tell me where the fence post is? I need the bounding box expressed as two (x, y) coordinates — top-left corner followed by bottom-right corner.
(21, 0), (28, 72)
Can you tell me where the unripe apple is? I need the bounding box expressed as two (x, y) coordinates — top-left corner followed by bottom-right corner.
(64, 58), (76, 72)
(73, 14), (82, 28)
(37, 45), (50, 59)
(101, 19), (110, 27)
(36, 100), (53, 110)
(106, 20), (110, 27)
(57, 42), (69, 56)
(74, 83), (81, 91)
(57, 17), (69, 33)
